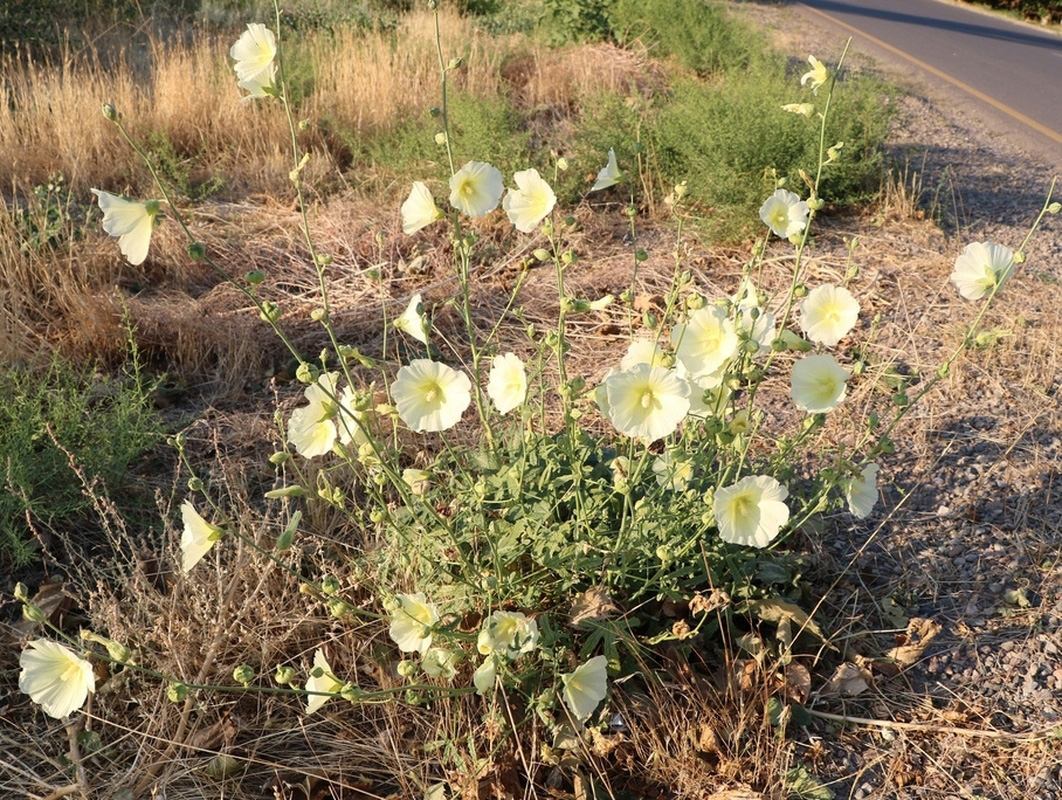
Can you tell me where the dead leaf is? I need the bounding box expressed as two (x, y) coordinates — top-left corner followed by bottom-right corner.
(886, 617), (942, 668)
(822, 662), (872, 696)
(695, 723), (720, 755)
(569, 585), (619, 628)
(785, 663), (811, 704)
(632, 293), (664, 313)
(15, 582), (73, 635)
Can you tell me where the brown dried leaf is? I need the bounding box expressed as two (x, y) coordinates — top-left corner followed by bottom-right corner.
(569, 585), (619, 628)
(695, 723), (720, 755)
(886, 617), (942, 667)
(785, 662), (811, 704)
(632, 293), (664, 313)
(822, 662), (873, 696)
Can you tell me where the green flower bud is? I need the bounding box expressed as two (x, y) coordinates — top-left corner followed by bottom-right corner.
(187, 477), (204, 492)
(105, 640), (133, 664)
(259, 301), (282, 324)
(634, 249), (648, 263)
(396, 660), (417, 678)
(167, 682), (190, 703)
(245, 269), (265, 285)
(328, 598), (351, 619)
(295, 362), (318, 384)
(316, 253), (333, 266)
(447, 56), (463, 70)
(792, 284), (808, 298)
(1013, 251), (1026, 264)
(22, 603), (46, 624)
(556, 157), (570, 171)
(187, 241), (206, 260)
(102, 103), (118, 122)
(1047, 202), (1061, 214)
(274, 665), (296, 685)
(298, 119), (311, 132)
(340, 682), (362, 703)
(686, 293), (706, 310)
(310, 307), (328, 322)
(321, 575), (341, 595)
(264, 484), (305, 499)
(936, 363), (950, 379)
(233, 665), (255, 686)
(268, 451), (290, 466)
(13, 582), (29, 602)
(533, 248), (551, 262)
(893, 392), (909, 407)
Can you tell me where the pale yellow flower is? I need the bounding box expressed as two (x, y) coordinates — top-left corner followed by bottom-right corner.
(305, 649), (343, 715)
(621, 338), (670, 371)
(90, 190), (159, 266)
(759, 189), (810, 239)
(288, 372), (340, 457)
(476, 611), (539, 660)
(800, 284), (860, 347)
(714, 475), (790, 548)
(733, 280), (777, 355)
(486, 352), (527, 415)
(393, 293), (430, 345)
(391, 359), (472, 433)
(401, 181), (443, 234)
(591, 148), (621, 191)
(652, 452), (693, 492)
(422, 647), (459, 681)
(502, 168), (556, 233)
(845, 463), (879, 519)
(336, 385), (368, 447)
(604, 364), (690, 442)
(230, 23), (277, 100)
(473, 658), (497, 695)
(180, 500), (223, 573)
(449, 161), (503, 218)
(800, 55), (828, 94)
(790, 354), (849, 412)
(561, 655), (608, 722)
(388, 593), (440, 654)
(19, 640), (95, 718)
(672, 306), (739, 379)
(950, 241), (1015, 300)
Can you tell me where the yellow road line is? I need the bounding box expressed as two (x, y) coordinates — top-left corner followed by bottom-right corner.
(799, 2), (1062, 146)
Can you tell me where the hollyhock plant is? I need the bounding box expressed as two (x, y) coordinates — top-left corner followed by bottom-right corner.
(672, 306), (739, 379)
(759, 189), (810, 239)
(230, 23), (277, 100)
(288, 372), (340, 457)
(305, 649), (343, 715)
(180, 500), (223, 573)
(391, 360), (472, 433)
(393, 293), (430, 345)
(790, 354), (849, 413)
(401, 182), (443, 234)
(604, 364), (690, 442)
(714, 475), (790, 548)
(486, 353), (528, 415)
(591, 148), (621, 191)
(388, 593), (440, 655)
(561, 655), (608, 722)
(449, 161), (503, 218)
(19, 640), (95, 719)
(502, 168), (556, 233)
(950, 241), (1015, 300)
(845, 462), (880, 519)
(90, 190), (159, 266)
(801, 55), (828, 94)
(800, 284), (860, 347)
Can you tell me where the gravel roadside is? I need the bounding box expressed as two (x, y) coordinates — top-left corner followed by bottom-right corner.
(727, 3), (1062, 799)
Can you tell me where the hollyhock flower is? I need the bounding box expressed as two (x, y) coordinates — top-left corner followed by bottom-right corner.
(759, 189), (810, 239)
(230, 23), (277, 100)
(591, 148), (621, 191)
(288, 372), (340, 457)
(801, 55), (828, 94)
(388, 593), (440, 655)
(476, 611), (539, 660)
(19, 640), (95, 718)
(90, 190), (159, 266)
(621, 338), (670, 371)
(391, 359), (472, 433)
(305, 649), (343, 715)
(180, 500), (223, 573)
(473, 658), (497, 695)
(561, 655), (608, 722)
(652, 452), (693, 491)
(845, 462), (880, 519)
(950, 241), (1015, 300)
(733, 279), (777, 355)
(422, 648), (459, 681)
(393, 293), (430, 345)
(714, 475), (790, 548)
(336, 386), (368, 447)
(790, 354), (849, 413)
(782, 102), (816, 116)
(672, 306), (739, 379)
(502, 168), (556, 233)
(449, 161), (503, 218)
(401, 181), (443, 234)
(800, 284), (860, 346)
(486, 352), (527, 415)
(605, 364), (690, 442)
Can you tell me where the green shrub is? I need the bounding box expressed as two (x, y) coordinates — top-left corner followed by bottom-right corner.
(0, 351), (161, 565)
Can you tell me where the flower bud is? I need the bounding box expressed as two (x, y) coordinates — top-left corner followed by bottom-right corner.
(396, 659), (417, 678)
(298, 119), (311, 132)
(447, 56), (463, 70)
(328, 598), (351, 619)
(1047, 202), (1061, 214)
(936, 363), (950, 379)
(167, 682), (190, 703)
(264, 484), (305, 498)
(340, 682), (362, 703)
(259, 301), (282, 324)
(233, 665), (255, 686)
(1014, 251), (1026, 264)
(295, 362), (319, 384)
(106, 639), (133, 664)
(274, 665), (296, 685)
(557, 157), (569, 171)
(310, 307), (328, 322)
(13, 582), (29, 602)
(22, 603), (46, 624)
(634, 249), (647, 263)
(245, 269), (265, 285)
(187, 477), (204, 492)
(434, 132), (447, 145)
(321, 575), (341, 595)
(187, 241), (206, 260)
(533, 248), (551, 262)
(268, 451), (290, 466)
(102, 103), (118, 122)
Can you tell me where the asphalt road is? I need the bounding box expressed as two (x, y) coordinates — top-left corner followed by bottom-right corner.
(785, 0), (1062, 171)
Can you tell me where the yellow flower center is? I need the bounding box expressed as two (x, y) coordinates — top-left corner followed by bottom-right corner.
(640, 389), (658, 410)
(731, 493), (754, 518)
